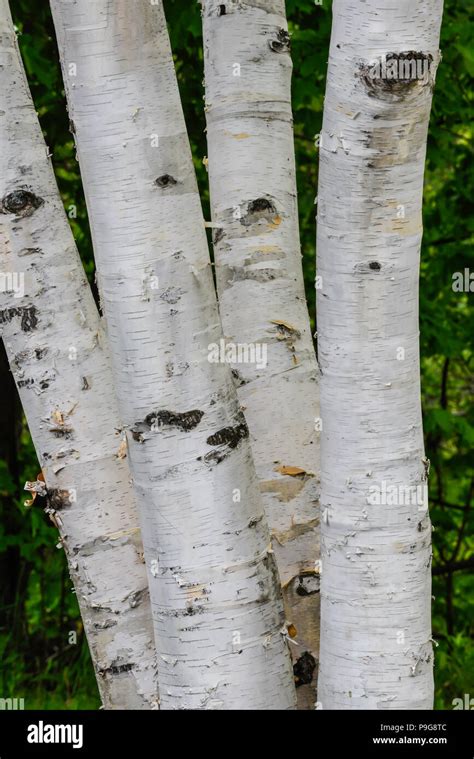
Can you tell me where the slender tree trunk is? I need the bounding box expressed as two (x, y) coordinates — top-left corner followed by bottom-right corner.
(316, 0), (443, 709)
(0, 0), (157, 709)
(201, 0), (321, 708)
(50, 0), (296, 710)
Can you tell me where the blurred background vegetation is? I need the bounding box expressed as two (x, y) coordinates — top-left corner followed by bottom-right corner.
(1, 0), (472, 709)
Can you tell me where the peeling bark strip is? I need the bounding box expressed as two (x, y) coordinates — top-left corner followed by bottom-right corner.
(202, 0), (321, 708)
(316, 0), (443, 710)
(0, 0), (157, 709)
(51, 0), (296, 710)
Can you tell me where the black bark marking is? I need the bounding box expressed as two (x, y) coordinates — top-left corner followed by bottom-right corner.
(47, 489), (73, 511)
(98, 662), (134, 677)
(146, 409), (204, 431)
(132, 409), (204, 441)
(155, 174), (177, 188)
(293, 651), (316, 688)
(199, 417), (249, 465)
(128, 588), (147, 609)
(359, 51), (434, 102)
(81, 376), (90, 390)
(225, 265), (282, 285)
(0, 189), (44, 217)
(0, 306), (38, 332)
(18, 247), (42, 258)
(206, 421), (249, 449)
(268, 28), (291, 54)
(241, 197), (277, 227)
(231, 368), (247, 387)
(50, 427), (73, 439)
(160, 287), (184, 305)
(295, 573), (320, 596)
(218, 4), (226, 15)
(369, 261), (382, 271)
(213, 227), (225, 245)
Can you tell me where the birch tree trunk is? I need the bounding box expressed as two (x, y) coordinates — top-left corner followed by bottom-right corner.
(316, 0), (443, 709)
(0, 0), (158, 710)
(50, 0), (296, 710)
(201, 0), (321, 708)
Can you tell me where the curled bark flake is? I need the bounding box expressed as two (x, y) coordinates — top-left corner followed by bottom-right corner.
(0, 189), (44, 217)
(24, 473), (47, 507)
(275, 464), (313, 478)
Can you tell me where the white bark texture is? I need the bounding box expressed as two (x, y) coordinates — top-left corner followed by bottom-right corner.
(0, 0), (157, 709)
(50, 0), (296, 709)
(202, 0), (321, 708)
(316, 0), (443, 709)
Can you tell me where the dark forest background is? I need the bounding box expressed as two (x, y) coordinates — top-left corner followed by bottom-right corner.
(0, 0), (472, 709)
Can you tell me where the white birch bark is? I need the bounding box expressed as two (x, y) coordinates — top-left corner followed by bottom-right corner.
(50, 0), (296, 710)
(201, 0), (321, 708)
(0, 0), (158, 710)
(316, 0), (443, 709)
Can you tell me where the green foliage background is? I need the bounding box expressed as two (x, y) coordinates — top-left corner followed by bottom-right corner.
(0, 0), (472, 710)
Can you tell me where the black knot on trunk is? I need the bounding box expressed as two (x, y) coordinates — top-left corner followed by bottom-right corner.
(293, 651), (317, 688)
(369, 261), (382, 271)
(155, 174), (177, 189)
(1, 189), (44, 217)
(359, 51), (434, 102)
(249, 198), (274, 214)
(269, 28), (291, 54)
(241, 197), (277, 227)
